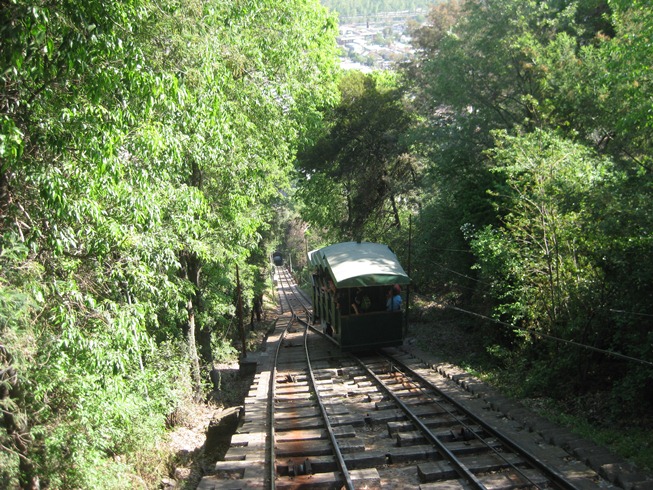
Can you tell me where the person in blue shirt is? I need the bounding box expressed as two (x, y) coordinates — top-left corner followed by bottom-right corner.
(387, 284), (402, 312)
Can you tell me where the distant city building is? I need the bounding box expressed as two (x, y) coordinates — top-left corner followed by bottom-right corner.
(334, 10), (423, 71)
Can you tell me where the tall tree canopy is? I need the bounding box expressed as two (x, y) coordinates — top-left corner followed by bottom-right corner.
(402, 0), (653, 420)
(296, 70), (420, 245)
(1, 0), (339, 487)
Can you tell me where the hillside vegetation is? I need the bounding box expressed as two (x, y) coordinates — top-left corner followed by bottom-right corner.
(295, 0), (653, 470)
(2, 0), (653, 487)
(1, 1), (339, 487)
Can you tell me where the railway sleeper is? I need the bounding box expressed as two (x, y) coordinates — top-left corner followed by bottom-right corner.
(387, 440), (512, 465)
(324, 387), (379, 398)
(314, 381), (338, 391)
(275, 438), (365, 458)
(417, 452), (524, 484)
(275, 425), (357, 442)
(395, 425), (484, 447)
(275, 373), (310, 383)
(213, 459), (263, 478)
(274, 406), (323, 420)
(276, 412), (365, 431)
(274, 468), (381, 490)
(364, 393), (384, 403)
(355, 381), (375, 388)
(275, 392), (319, 401)
(387, 417), (471, 436)
(381, 387), (435, 400)
(477, 468), (550, 490)
(386, 444), (440, 463)
(380, 404), (460, 421)
(277, 451), (387, 475)
(331, 412), (388, 427)
(275, 385), (311, 396)
(396, 430), (430, 447)
(274, 404), (349, 420)
(275, 417), (328, 432)
(375, 400), (454, 415)
(274, 398), (316, 410)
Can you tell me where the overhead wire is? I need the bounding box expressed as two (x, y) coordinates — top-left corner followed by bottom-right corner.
(413, 252), (653, 367)
(445, 304), (653, 368)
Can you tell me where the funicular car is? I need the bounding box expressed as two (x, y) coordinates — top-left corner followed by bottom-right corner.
(309, 241), (410, 351)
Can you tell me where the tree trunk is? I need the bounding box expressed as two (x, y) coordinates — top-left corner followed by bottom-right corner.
(184, 159), (213, 365)
(185, 298), (202, 399)
(180, 252), (204, 398)
(1, 346), (39, 489)
(390, 193), (401, 228)
(236, 264), (246, 359)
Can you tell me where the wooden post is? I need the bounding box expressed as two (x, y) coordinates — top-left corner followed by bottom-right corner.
(405, 214), (412, 337)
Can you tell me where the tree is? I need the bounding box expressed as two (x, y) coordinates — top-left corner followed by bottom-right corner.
(403, 0), (621, 294)
(296, 70), (420, 244)
(0, 0), (339, 485)
(405, 0), (653, 417)
(471, 130), (613, 329)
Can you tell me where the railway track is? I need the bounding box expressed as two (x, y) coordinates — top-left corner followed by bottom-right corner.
(199, 267), (649, 490)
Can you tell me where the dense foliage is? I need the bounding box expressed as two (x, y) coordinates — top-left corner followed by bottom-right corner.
(297, 0), (653, 444)
(404, 0), (653, 420)
(296, 71), (420, 248)
(0, 0), (338, 487)
(406, 1), (653, 418)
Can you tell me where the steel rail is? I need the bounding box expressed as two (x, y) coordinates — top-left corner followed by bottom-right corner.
(354, 354), (487, 489)
(266, 315), (291, 490)
(379, 356), (546, 489)
(386, 353), (584, 490)
(276, 266), (355, 490)
(267, 266), (295, 489)
(303, 324), (356, 490)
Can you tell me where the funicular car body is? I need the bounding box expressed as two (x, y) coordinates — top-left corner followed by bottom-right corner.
(309, 242), (410, 351)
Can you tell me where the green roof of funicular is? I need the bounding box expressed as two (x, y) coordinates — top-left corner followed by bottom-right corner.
(308, 242), (411, 289)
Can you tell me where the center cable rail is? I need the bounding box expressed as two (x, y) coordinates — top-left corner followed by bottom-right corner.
(272, 266), (355, 490)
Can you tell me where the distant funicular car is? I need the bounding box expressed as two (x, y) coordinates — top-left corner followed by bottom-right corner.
(309, 241), (410, 351)
(272, 251), (283, 266)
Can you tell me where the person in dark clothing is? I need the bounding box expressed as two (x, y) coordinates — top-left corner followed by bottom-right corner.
(387, 284), (402, 312)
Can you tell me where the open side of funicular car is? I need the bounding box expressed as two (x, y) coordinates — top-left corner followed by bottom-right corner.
(308, 241), (411, 352)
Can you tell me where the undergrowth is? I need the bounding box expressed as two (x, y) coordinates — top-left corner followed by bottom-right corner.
(408, 295), (653, 475)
